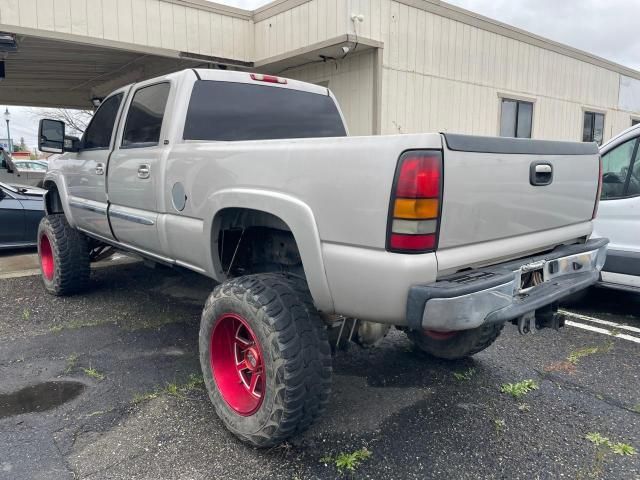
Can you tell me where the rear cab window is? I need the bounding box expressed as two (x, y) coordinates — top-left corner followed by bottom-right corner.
(183, 80), (346, 141)
(121, 83), (171, 148)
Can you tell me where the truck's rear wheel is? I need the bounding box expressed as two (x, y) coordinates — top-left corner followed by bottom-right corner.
(407, 323), (503, 359)
(37, 214), (90, 296)
(199, 273), (332, 447)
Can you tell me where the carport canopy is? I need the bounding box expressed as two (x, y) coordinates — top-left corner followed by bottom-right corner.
(0, 33), (205, 109)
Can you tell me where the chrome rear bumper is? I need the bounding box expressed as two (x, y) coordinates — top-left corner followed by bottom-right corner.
(406, 238), (608, 331)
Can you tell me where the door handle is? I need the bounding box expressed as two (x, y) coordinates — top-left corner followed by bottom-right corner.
(137, 164), (150, 179)
(95, 163), (105, 175)
(530, 162), (553, 186)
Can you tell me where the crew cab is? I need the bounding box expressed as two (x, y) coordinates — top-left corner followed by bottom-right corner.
(36, 69), (606, 447)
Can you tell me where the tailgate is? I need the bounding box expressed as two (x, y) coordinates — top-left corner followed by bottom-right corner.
(438, 134), (600, 250)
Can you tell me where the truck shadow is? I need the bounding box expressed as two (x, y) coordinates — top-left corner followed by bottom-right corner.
(331, 330), (482, 390)
(565, 287), (640, 326)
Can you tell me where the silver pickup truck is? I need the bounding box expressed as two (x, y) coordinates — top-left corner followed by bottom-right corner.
(37, 68), (606, 447)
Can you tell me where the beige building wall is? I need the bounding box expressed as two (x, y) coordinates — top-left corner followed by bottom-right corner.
(253, 0), (349, 61)
(285, 49), (375, 136)
(359, 0), (639, 142)
(1, 0), (639, 141)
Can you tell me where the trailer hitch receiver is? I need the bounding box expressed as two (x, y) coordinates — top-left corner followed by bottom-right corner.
(514, 303), (564, 335)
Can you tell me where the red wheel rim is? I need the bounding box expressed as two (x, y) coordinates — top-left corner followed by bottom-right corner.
(424, 329), (458, 340)
(210, 313), (265, 416)
(39, 234), (54, 281)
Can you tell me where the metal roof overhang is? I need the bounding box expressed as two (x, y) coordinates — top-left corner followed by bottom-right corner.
(254, 34), (382, 75)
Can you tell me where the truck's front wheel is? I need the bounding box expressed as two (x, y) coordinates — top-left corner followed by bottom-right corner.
(407, 323), (503, 360)
(37, 214), (90, 296)
(199, 273), (332, 447)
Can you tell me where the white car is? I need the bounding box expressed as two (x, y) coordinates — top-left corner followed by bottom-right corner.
(592, 124), (640, 292)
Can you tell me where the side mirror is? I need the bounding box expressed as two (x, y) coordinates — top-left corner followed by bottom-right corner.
(39, 119), (65, 153)
(0, 189), (5, 200)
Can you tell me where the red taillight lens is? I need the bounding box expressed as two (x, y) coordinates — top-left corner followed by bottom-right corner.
(390, 233), (436, 251)
(387, 150), (443, 253)
(592, 155), (602, 219)
(395, 156), (441, 198)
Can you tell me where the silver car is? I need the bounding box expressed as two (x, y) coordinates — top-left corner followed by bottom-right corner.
(0, 149), (46, 187)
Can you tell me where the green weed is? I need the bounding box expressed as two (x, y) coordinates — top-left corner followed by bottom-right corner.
(165, 382), (180, 396)
(586, 433), (636, 456)
(65, 353), (78, 374)
(132, 391), (160, 404)
(611, 443), (637, 456)
(500, 379), (539, 399)
(586, 432), (611, 447)
(322, 448), (372, 474)
(568, 340), (613, 365)
(453, 367), (476, 381)
(568, 346), (600, 364)
(82, 366), (104, 381)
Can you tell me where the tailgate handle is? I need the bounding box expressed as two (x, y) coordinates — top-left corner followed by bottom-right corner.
(530, 162), (553, 186)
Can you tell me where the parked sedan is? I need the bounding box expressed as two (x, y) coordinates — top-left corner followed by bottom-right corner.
(14, 160), (48, 171)
(0, 181), (45, 249)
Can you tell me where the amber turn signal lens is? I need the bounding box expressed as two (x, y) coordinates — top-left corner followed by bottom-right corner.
(394, 198), (438, 219)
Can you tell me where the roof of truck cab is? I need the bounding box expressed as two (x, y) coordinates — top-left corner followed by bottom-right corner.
(600, 123), (640, 152)
(192, 69), (329, 96)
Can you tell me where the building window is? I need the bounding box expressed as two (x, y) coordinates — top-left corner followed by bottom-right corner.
(582, 111), (605, 145)
(499, 98), (533, 138)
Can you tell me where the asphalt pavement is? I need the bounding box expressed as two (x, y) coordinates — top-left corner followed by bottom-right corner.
(0, 259), (638, 479)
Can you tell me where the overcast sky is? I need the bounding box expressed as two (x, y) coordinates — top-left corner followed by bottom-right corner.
(5, 0), (639, 150)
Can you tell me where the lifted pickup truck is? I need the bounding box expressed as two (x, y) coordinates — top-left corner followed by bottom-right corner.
(37, 69), (606, 447)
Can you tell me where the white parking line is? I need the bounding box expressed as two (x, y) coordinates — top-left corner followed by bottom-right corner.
(565, 320), (640, 344)
(559, 309), (640, 334)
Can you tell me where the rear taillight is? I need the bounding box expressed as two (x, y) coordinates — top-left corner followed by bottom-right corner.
(387, 150), (443, 253)
(592, 155), (603, 219)
(250, 73), (287, 84)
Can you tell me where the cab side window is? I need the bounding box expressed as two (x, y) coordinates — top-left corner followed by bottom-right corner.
(121, 83), (170, 148)
(601, 137), (640, 199)
(82, 93), (124, 150)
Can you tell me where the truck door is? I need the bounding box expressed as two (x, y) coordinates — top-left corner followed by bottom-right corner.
(593, 135), (640, 286)
(65, 90), (127, 240)
(107, 81), (171, 255)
